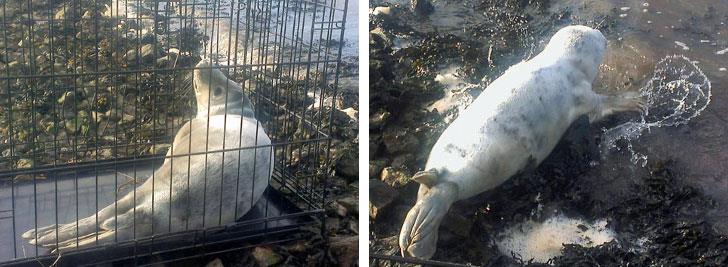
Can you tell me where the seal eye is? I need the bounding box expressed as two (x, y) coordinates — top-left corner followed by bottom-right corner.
(213, 87), (223, 96)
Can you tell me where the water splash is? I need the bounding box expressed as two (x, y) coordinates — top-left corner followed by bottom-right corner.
(600, 55), (712, 166)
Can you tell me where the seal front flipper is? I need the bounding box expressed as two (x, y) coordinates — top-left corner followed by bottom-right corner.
(591, 91), (646, 122)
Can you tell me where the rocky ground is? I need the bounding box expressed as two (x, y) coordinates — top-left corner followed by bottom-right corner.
(0, 0), (359, 265)
(369, 0), (727, 266)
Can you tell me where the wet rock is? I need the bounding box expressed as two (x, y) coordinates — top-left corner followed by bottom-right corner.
(251, 246), (282, 267)
(330, 235), (358, 266)
(370, 179), (397, 219)
(380, 166), (410, 187)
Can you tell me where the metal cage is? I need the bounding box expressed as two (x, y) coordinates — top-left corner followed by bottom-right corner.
(370, 253), (475, 267)
(0, 0), (348, 264)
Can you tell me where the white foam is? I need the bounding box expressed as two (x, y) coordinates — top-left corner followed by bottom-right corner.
(497, 215), (616, 263)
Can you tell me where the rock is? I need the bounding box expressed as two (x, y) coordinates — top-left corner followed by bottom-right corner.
(308, 96), (344, 110)
(370, 179), (397, 219)
(336, 196), (359, 216)
(341, 107), (358, 121)
(370, 134), (381, 156)
(382, 126), (418, 154)
(380, 167), (410, 187)
(369, 159), (388, 179)
(329, 235), (358, 267)
(82, 11), (93, 19)
(205, 258), (224, 267)
(54, 8), (68, 21)
(124, 44), (156, 63)
(15, 158), (33, 169)
(335, 147), (358, 179)
(442, 212), (473, 237)
(332, 202), (348, 217)
(251, 247), (282, 267)
(95, 148), (113, 159)
(369, 110), (390, 129)
(411, 0), (434, 16)
(286, 240), (308, 253)
(57, 91), (75, 105)
(65, 120), (78, 134)
(391, 154), (414, 169)
(8, 61), (24, 72)
(370, 27), (394, 52)
(372, 6), (393, 17)
(326, 217), (341, 233)
(148, 143), (171, 154)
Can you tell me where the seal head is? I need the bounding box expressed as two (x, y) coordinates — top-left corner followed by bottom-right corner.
(193, 59), (255, 118)
(534, 25), (607, 82)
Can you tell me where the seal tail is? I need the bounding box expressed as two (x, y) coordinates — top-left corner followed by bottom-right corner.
(399, 181), (458, 259)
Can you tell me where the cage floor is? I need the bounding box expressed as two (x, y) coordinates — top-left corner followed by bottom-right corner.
(0, 160), (317, 265)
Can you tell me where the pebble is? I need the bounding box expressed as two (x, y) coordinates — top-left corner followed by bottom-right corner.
(372, 6), (392, 16)
(674, 41), (690, 50)
(251, 247), (282, 267)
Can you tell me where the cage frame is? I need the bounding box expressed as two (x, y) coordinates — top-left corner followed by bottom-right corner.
(0, 0), (349, 264)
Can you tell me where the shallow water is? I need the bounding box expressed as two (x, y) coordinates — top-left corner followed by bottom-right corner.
(560, 0), (728, 234)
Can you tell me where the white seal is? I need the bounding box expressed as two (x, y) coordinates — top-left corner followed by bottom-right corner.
(22, 59), (273, 252)
(399, 25), (644, 259)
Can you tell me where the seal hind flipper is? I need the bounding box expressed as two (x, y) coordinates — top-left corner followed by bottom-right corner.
(399, 181), (458, 259)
